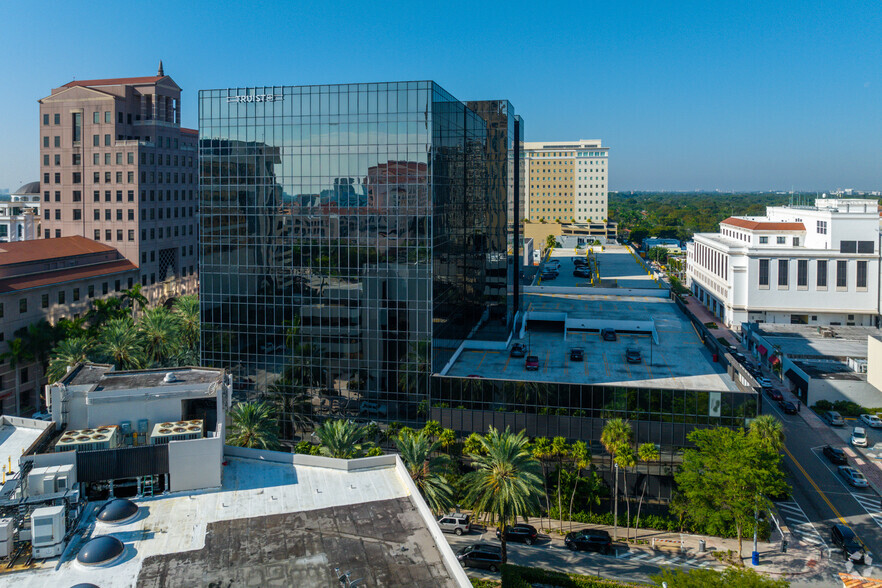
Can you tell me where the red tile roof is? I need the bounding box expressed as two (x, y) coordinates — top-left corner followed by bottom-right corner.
(62, 76), (165, 88)
(0, 236), (118, 266)
(839, 573), (882, 588)
(0, 259), (138, 293)
(181, 128), (198, 136)
(720, 217), (805, 231)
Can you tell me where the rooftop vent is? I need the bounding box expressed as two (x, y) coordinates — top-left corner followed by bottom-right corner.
(76, 535), (124, 566)
(163, 372), (178, 383)
(96, 499), (138, 524)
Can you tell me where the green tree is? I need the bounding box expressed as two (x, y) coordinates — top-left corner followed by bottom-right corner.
(550, 436), (570, 532)
(422, 419), (443, 440)
(226, 401), (280, 450)
(86, 297), (127, 335)
(21, 320), (54, 407)
(531, 437), (553, 531)
(438, 428), (457, 453)
(0, 338), (33, 414)
(463, 427), (544, 564)
(172, 295), (200, 354)
(95, 317), (146, 370)
(47, 337), (93, 383)
(634, 442), (660, 539)
(395, 432), (454, 514)
(749, 414), (785, 452)
(138, 306), (182, 365)
(601, 418), (632, 539)
(314, 419), (373, 459)
(545, 234), (556, 250)
(651, 566), (790, 587)
(463, 432), (485, 456)
(120, 282), (149, 316)
(675, 427), (789, 559)
(567, 441), (590, 531)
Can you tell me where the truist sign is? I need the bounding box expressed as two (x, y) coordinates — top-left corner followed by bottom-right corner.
(226, 93), (283, 103)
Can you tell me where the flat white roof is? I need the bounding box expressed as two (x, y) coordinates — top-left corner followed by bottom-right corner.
(0, 417), (48, 475)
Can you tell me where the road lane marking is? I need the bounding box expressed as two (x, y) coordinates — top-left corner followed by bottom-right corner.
(782, 444), (850, 530)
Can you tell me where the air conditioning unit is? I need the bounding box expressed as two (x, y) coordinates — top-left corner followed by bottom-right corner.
(55, 425), (120, 452)
(149, 420), (203, 444)
(0, 517), (12, 559)
(31, 505), (66, 558)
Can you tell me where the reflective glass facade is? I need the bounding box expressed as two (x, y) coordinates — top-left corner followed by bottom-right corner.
(199, 82), (518, 435)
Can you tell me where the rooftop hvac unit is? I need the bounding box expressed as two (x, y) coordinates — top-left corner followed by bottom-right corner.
(31, 505), (66, 558)
(55, 425), (120, 452)
(150, 420), (203, 444)
(0, 517), (12, 559)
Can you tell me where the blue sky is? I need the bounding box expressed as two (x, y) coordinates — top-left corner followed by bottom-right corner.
(1, 0), (880, 191)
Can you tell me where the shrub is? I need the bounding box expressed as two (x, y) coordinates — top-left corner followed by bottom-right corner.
(501, 565), (640, 587)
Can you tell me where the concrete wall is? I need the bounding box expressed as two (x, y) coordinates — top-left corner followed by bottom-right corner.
(168, 435), (223, 492)
(808, 378), (882, 408)
(868, 336), (882, 393)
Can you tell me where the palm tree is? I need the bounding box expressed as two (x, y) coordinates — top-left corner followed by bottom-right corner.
(531, 437), (553, 531)
(314, 419), (373, 459)
(21, 320), (54, 408)
(47, 337), (93, 383)
(138, 307), (181, 365)
(463, 432), (484, 456)
(395, 432), (455, 514)
(0, 338), (33, 415)
(120, 282), (149, 316)
(86, 297), (127, 335)
(268, 372), (315, 439)
(422, 420), (443, 441)
(551, 436), (570, 532)
(463, 427), (544, 564)
(226, 401), (280, 450)
(438, 428), (457, 454)
(95, 318), (146, 370)
(634, 442), (660, 540)
(601, 418), (633, 540)
(749, 414), (785, 452)
(52, 316), (89, 341)
(172, 295), (200, 353)
(568, 440), (590, 532)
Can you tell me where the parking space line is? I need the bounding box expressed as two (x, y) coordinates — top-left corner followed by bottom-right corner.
(503, 356), (511, 372)
(476, 352), (488, 369)
(543, 350), (550, 374)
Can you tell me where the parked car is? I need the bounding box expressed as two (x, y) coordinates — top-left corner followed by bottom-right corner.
(510, 343), (527, 358)
(564, 530), (613, 554)
(456, 543), (503, 572)
(851, 427), (868, 448)
(437, 513), (471, 535)
(778, 400), (797, 415)
(763, 387), (783, 402)
(757, 377), (773, 388)
(823, 445), (848, 465)
(859, 414), (882, 428)
(570, 347), (584, 361)
(823, 411), (846, 427)
(574, 258), (588, 266)
(546, 259), (561, 268)
(831, 524), (865, 564)
(838, 466), (868, 488)
(496, 524), (538, 545)
(573, 267), (591, 278)
(731, 352), (747, 363)
(601, 328), (617, 341)
(625, 348), (642, 364)
(540, 271), (558, 281)
(525, 355), (540, 371)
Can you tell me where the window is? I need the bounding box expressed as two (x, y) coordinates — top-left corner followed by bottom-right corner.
(105, 210), (111, 221)
(840, 241), (857, 253)
(128, 230), (134, 241)
(128, 209), (134, 221)
(127, 152), (134, 164)
(73, 209), (81, 221)
(72, 112), (81, 143)
(93, 210), (100, 221)
(94, 229), (100, 240)
(19, 298), (27, 313)
(114, 280), (121, 292)
(793, 237), (799, 247)
(778, 259), (789, 286)
(41, 294), (48, 309)
(116, 209), (123, 221)
(54, 136), (60, 147)
(858, 241), (874, 254)
(837, 260), (847, 288)
(857, 260), (868, 289)
(73, 190), (81, 202)
(105, 111), (111, 123)
(93, 134), (100, 147)
(88, 285), (95, 298)
(817, 220), (827, 235)
(93, 112), (99, 124)
(43, 114), (49, 125)
(116, 229), (123, 241)
(758, 259), (769, 287)
(54, 210), (60, 220)
(797, 260), (807, 287)
(104, 134), (111, 146)
(58, 290), (65, 304)
(72, 172), (81, 184)
(0, 303), (3, 318)
(73, 288), (80, 302)
(105, 229), (112, 241)
(127, 190), (134, 202)
(102, 282), (108, 295)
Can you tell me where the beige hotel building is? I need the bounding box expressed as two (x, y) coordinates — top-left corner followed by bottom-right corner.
(524, 140), (609, 224)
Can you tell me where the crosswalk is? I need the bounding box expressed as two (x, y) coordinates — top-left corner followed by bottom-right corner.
(850, 492), (882, 530)
(616, 550), (715, 569)
(774, 500), (827, 548)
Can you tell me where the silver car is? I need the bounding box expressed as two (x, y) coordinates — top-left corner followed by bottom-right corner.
(851, 427), (869, 448)
(823, 411), (845, 427)
(859, 414), (882, 428)
(437, 513), (471, 535)
(838, 466), (869, 488)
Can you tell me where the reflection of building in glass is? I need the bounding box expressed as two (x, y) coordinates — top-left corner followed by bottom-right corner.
(199, 82), (518, 435)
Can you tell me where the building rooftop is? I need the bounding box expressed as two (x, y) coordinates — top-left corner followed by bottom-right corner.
(793, 360), (865, 381)
(720, 217), (805, 231)
(752, 324), (878, 359)
(11, 182), (39, 196)
(0, 258), (137, 294)
(0, 235), (118, 266)
(447, 292), (738, 392)
(61, 364), (224, 391)
(61, 75), (166, 88)
(0, 416), (53, 477)
(1, 452), (468, 588)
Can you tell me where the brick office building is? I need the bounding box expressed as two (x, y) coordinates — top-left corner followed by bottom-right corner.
(37, 63), (198, 303)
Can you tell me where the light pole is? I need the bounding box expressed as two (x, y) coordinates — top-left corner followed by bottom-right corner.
(752, 497), (759, 566)
(613, 461), (619, 540)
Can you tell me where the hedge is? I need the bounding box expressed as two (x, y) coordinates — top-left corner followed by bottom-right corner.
(500, 564), (643, 587)
(812, 399), (882, 418)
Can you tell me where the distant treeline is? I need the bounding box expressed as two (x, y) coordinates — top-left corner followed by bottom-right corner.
(610, 192), (809, 243)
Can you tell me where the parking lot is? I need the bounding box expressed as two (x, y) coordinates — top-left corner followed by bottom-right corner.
(538, 246), (662, 290)
(448, 292), (736, 392)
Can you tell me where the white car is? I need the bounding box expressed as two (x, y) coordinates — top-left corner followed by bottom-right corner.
(851, 427), (868, 448)
(859, 414), (882, 428)
(757, 377), (773, 388)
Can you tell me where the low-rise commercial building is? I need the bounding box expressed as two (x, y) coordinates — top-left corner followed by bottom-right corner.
(0, 237), (138, 415)
(0, 183), (41, 242)
(687, 198), (880, 328)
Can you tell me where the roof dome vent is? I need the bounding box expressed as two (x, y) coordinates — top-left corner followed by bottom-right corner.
(163, 372), (177, 383)
(96, 499), (138, 524)
(76, 535), (125, 566)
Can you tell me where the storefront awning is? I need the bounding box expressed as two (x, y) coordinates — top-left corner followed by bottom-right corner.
(785, 368), (808, 392)
(757, 345), (768, 355)
(769, 355), (781, 366)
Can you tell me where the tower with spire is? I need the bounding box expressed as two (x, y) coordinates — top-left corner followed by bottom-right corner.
(158, 60), (164, 77)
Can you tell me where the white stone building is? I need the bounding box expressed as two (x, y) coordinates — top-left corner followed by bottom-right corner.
(0, 182), (41, 242)
(686, 198), (880, 327)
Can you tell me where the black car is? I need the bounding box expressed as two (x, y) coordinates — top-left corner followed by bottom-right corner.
(763, 387), (783, 402)
(823, 445), (847, 465)
(573, 268), (591, 278)
(731, 352), (747, 364)
(456, 543), (503, 572)
(831, 524), (865, 564)
(565, 530), (613, 554)
(779, 400), (798, 415)
(510, 343), (527, 358)
(574, 258), (587, 266)
(496, 524), (539, 545)
(540, 272), (558, 281)
(570, 347), (584, 361)
(601, 328), (617, 341)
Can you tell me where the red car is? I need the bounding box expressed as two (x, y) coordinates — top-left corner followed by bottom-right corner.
(525, 356), (540, 370)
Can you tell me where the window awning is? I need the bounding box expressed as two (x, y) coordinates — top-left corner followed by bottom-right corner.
(757, 345), (768, 355)
(769, 355), (781, 366)
(785, 368), (808, 392)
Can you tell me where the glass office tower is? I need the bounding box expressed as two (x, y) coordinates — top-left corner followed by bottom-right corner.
(199, 82), (518, 436)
